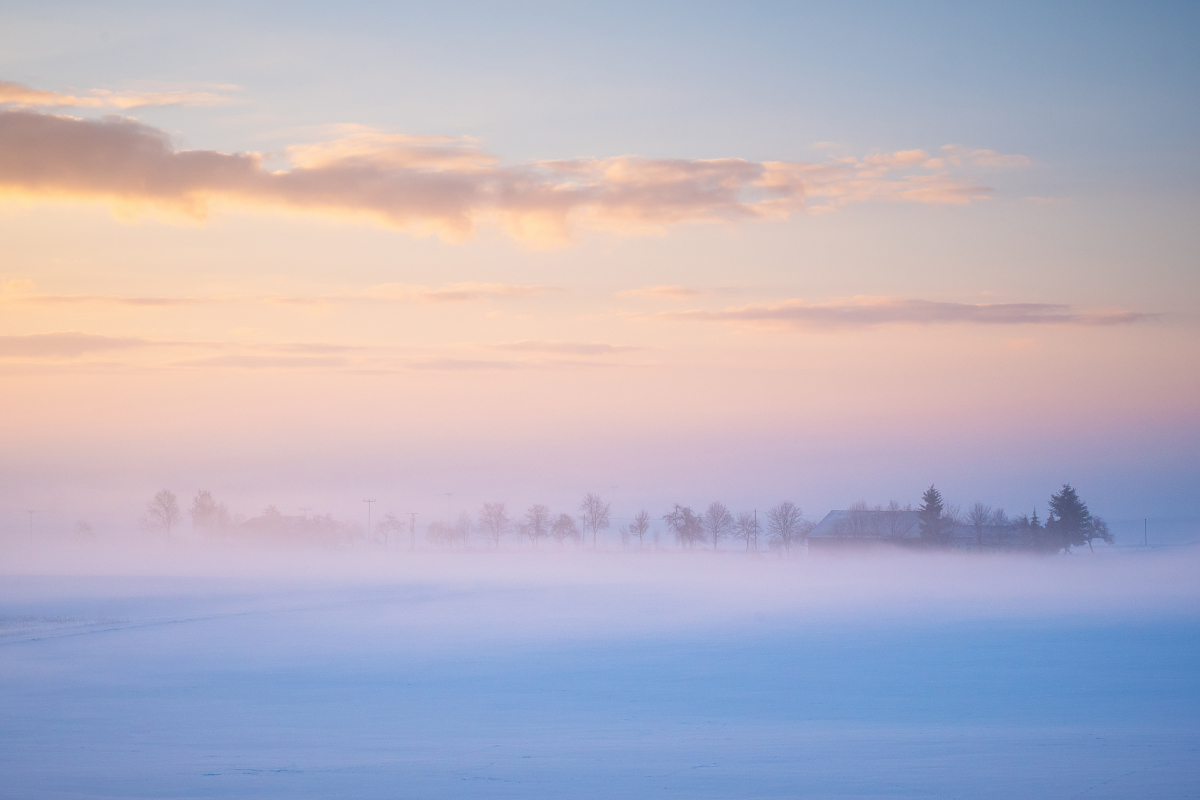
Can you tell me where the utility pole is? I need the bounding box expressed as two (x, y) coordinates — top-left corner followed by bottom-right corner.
(364, 499), (375, 548)
(445, 492), (453, 522)
(300, 507), (311, 519)
(409, 512), (417, 550)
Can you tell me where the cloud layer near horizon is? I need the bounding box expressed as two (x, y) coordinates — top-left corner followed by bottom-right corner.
(660, 298), (1156, 328)
(0, 107), (1023, 243)
(0, 80), (238, 110)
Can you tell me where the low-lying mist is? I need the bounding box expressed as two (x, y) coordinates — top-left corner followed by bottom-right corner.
(4, 538), (1197, 646)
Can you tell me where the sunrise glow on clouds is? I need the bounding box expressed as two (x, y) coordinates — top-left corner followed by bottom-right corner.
(0, 103), (1016, 243)
(0, 2), (1196, 531)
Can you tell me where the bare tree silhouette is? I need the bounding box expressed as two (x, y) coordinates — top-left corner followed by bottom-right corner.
(664, 504), (704, 548)
(703, 502), (734, 550)
(884, 500), (908, 540)
(426, 520), (451, 548)
(478, 502), (510, 548)
(736, 511), (758, 551)
(521, 504), (551, 548)
(767, 501), (809, 554)
(190, 490), (230, 532)
(551, 513), (579, 547)
(377, 512), (405, 547)
(967, 502), (993, 551)
(579, 493), (612, 548)
(455, 512), (473, 548)
(628, 510), (650, 548)
(143, 489), (181, 537)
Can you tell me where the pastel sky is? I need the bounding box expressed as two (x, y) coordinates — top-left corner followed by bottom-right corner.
(2, 1), (1198, 536)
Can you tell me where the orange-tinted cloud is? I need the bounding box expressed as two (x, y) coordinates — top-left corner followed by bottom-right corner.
(0, 107), (1026, 243)
(0, 282), (559, 307)
(659, 297), (1157, 329)
(493, 340), (642, 355)
(0, 332), (155, 357)
(617, 285), (707, 299)
(0, 80), (238, 109)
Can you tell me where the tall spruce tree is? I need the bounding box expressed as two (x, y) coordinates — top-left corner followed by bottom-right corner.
(918, 485), (949, 545)
(1047, 484), (1094, 553)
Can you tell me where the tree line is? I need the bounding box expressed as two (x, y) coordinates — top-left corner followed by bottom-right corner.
(134, 483), (1113, 554)
(913, 483), (1112, 553)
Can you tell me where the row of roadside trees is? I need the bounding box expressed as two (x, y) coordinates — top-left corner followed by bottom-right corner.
(419, 495), (810, 552)
(137, 488), (813, 552)
(135, 484), (1111, 554)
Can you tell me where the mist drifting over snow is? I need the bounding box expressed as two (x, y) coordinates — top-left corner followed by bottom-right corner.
(3, 543), (1199, 799)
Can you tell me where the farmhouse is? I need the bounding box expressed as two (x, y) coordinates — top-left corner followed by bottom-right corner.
(807, 508), (1021, 552)
(807, 508), (922, 551)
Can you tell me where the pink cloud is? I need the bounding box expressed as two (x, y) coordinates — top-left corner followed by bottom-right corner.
(0, 105), (1028, 243)
(658, 297), (1157, 329)
(616, 285), (707, 299)
(0, 80), (238, 109)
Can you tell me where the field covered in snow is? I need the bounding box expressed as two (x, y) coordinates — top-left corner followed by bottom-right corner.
(2, 545), (1198, 799)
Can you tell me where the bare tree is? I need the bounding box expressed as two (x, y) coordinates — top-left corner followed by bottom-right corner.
(551, 512), (579, 547)
(478, 502), (510, 548)
(189, 490), (230, 531)
(664, 504), (704, 548)
(143, 489), (181, 537)
(377, 512), (405, 547)
(1086, 516), (1113, 551)
(991, 507), (1012, 549)
(884, 500), (907, 539)
(453, 511), (472, 548)
(628, 510), (650, 548)
(426, 520), (452, 548)
(736, 511), (758, 550)
(967, 502), (993, 552)
(579, 493), (611, 548)
(702, 502), (734, 551)
(767, 502), (810, 554)
(75, 520), (94, 540)
(521, 504), (551, 548)
(846, 501), (876, 536)
(943, 503), (963, 546)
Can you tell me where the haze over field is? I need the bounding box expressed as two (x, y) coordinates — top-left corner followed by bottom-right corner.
(3, 548), (1199, 798)
(2, 2), (1199, 797)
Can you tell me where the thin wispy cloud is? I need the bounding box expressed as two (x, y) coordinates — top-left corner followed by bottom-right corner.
(3, 294), (217, 307)
(493, 340), (643, 356)
(0, 333), (370, 361)
(658, 297), (1158, 329)
(0, 331), (630, 373)
(0, 332), (157, 357)
(617, 285), (707, 299)
(0, 102), (1026, 244)
(410, 282), (560, 303)
(0, 80), (240, 109)
(172, 354), (351, 370)
(0, 282), (559, 307)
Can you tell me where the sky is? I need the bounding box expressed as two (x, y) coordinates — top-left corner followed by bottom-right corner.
(1, 1), (1198, 537)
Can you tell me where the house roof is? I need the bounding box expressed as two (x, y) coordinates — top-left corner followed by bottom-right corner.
(809, 509), (922, 540)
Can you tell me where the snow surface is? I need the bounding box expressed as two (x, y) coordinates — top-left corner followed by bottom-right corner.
(1, 546), (1198, 798)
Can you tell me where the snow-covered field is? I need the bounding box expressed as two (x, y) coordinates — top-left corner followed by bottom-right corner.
(2, 545), (1198, 799)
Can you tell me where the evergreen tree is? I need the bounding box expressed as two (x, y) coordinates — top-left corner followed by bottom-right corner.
(1047, 484), (1093, 552)
(918, 485), (949, 545)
